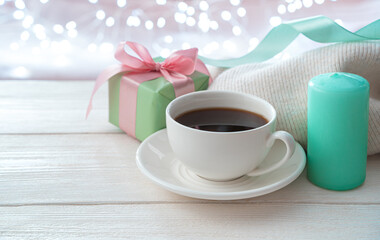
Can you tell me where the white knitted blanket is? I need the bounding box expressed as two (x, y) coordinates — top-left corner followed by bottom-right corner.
(209, 42), (380, 155)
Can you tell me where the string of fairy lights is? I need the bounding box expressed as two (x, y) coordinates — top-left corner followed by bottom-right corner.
(0, 0), (338, 79)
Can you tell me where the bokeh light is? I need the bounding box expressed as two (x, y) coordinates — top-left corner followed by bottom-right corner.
(0, 0), (377, 80)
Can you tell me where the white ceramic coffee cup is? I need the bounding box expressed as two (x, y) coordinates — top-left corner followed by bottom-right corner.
(166, 90), (295, 181)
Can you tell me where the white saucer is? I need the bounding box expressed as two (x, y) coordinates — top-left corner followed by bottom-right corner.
(136, 129), (306, 200)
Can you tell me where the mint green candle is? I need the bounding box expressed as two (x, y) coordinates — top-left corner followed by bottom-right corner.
(307, 72), (369, 191)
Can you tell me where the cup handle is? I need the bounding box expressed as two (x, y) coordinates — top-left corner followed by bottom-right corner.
(246, 131), (296, 177)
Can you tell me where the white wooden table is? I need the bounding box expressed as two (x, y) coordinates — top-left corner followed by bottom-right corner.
(0, 80), (379, 240)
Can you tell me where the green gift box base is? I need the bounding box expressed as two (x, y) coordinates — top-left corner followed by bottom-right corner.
(108, 71), (210, 141)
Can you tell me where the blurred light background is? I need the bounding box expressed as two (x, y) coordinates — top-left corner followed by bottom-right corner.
(0, 0), (379, 80)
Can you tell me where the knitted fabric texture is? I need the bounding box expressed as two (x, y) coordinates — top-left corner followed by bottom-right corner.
(209, 42), (380, 155)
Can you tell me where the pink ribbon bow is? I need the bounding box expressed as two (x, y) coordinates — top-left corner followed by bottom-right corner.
(87, 41), (212, 138)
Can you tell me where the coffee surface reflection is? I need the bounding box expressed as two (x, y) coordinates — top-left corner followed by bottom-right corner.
(175, 108), (268, 132)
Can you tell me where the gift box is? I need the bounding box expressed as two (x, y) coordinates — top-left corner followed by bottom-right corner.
(108, 70), (210, 141)
(87, 41), (211, 141)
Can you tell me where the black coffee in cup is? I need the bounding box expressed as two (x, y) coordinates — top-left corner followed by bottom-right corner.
(175, 107), (268, 132)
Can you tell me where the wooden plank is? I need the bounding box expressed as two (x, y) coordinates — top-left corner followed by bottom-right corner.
(0, 134), (379, 205)
(0, 81), (105, 109)
(0, 109), (121, 134)
(0, 80), (119, 134)
(0, 204), (379, 239)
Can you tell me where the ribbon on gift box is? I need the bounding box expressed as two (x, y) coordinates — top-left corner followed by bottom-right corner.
(87, 41), (211, 138)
